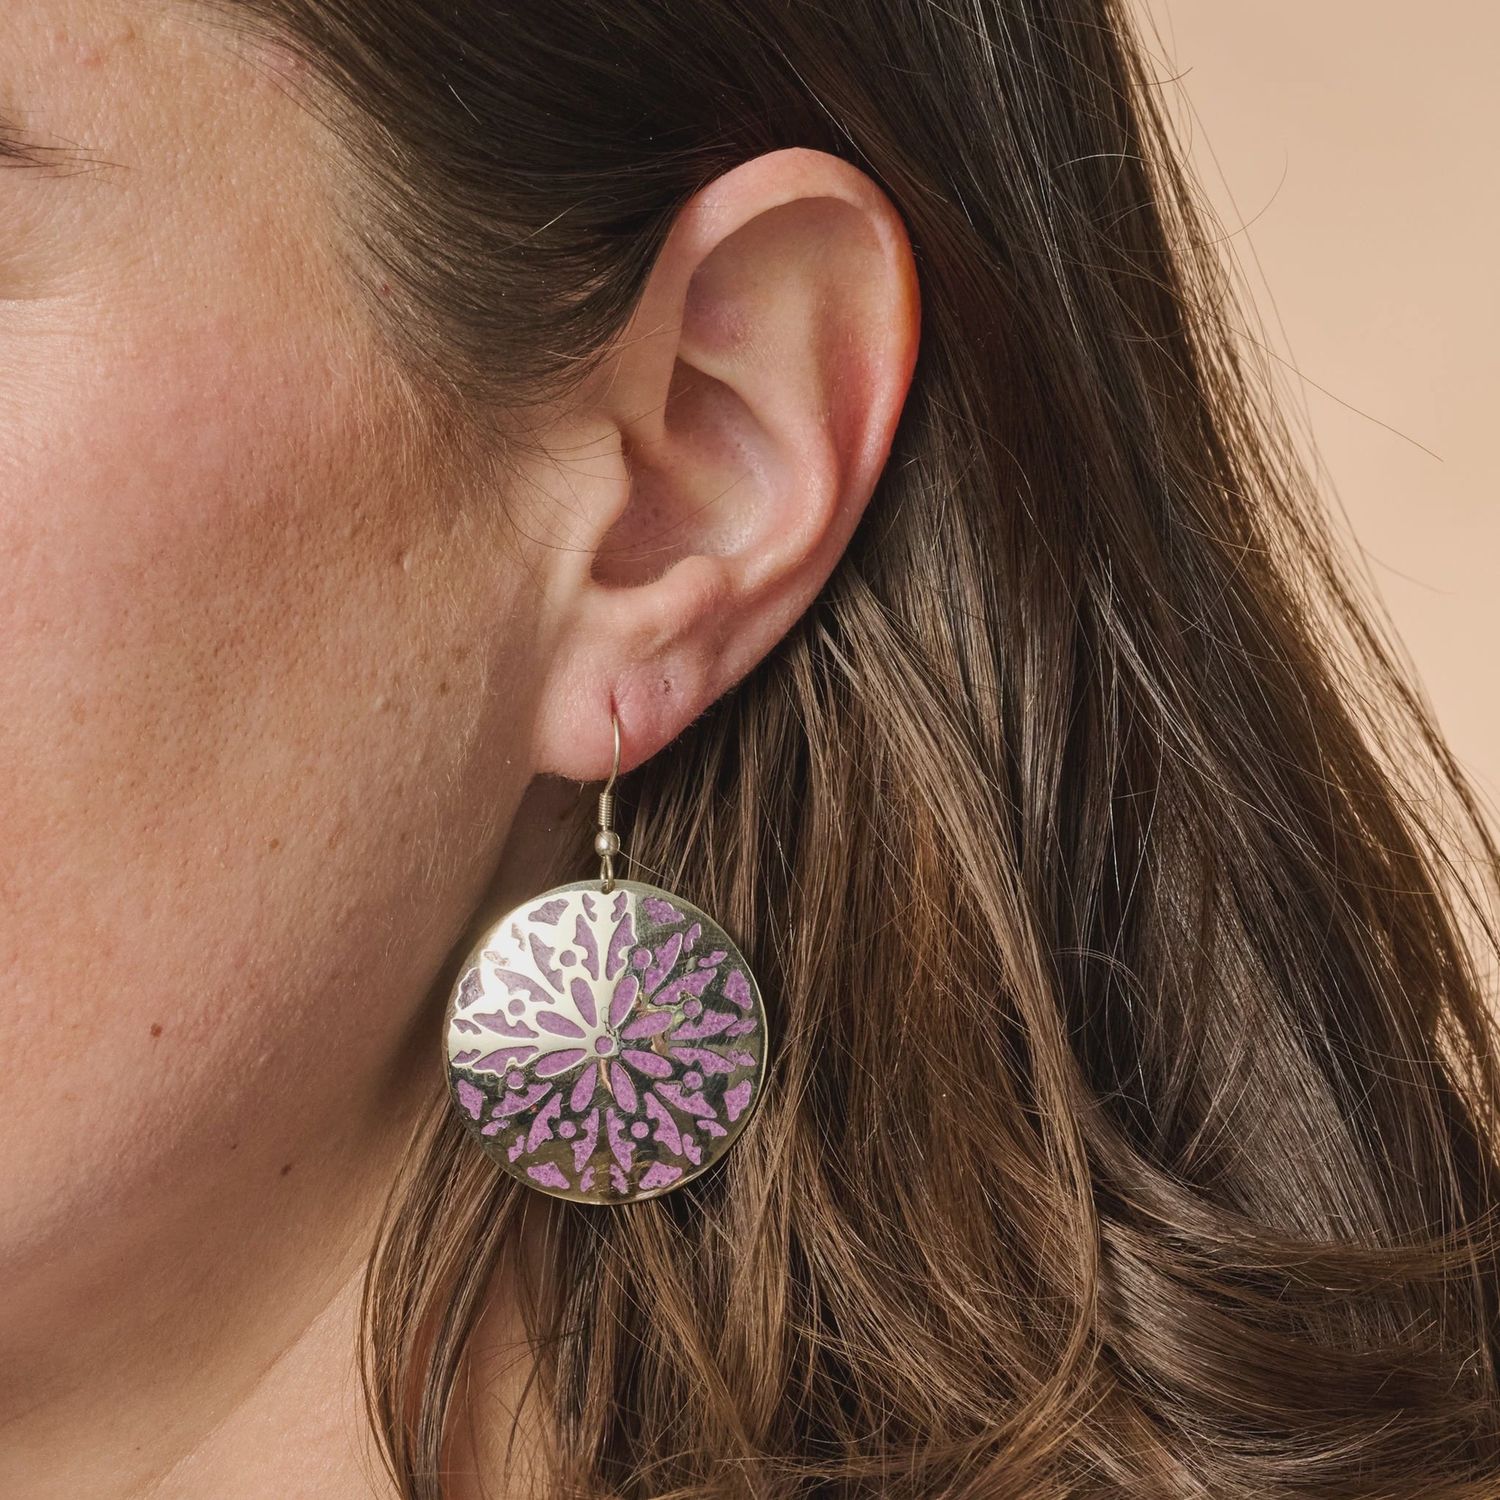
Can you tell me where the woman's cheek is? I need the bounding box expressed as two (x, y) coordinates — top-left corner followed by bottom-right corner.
(0, 302), (462, 1256)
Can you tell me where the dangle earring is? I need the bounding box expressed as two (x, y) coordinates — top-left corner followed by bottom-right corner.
(443, 709), (769, 1203)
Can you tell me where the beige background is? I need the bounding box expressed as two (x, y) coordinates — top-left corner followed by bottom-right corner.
(1134, 2), (1499, 816)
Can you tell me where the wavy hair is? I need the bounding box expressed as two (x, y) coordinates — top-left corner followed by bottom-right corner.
(197, 2), (1500, 1494)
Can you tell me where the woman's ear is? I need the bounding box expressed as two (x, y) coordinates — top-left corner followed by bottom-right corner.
(520, 145), (920, 780)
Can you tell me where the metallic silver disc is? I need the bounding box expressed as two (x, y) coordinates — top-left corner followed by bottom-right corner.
(444, 878), (768, 1203)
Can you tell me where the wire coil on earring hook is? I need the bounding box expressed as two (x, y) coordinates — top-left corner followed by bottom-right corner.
(595, 708), (622, 892)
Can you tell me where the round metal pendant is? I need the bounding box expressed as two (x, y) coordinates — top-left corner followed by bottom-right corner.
(444, 878), (768, 1203)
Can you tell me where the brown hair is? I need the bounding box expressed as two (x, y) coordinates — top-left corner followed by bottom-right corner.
(195, 2), (1500, 1494)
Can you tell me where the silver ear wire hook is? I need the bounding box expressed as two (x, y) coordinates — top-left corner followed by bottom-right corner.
(595, 708), (622, 892)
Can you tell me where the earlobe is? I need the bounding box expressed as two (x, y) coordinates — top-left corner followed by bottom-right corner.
(527, 146), (920, 783)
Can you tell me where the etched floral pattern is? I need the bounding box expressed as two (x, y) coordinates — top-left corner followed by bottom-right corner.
(445, 880), (766, 1201)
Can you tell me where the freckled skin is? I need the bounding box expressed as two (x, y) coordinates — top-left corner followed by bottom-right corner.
(0, 1), (919, 1488)
(0, 2), (551, 1482)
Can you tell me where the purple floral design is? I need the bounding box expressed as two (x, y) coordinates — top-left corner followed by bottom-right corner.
(446, 883), (765, 1200)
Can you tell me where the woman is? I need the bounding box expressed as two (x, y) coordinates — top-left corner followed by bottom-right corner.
(4, 1), (1498, 1496)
